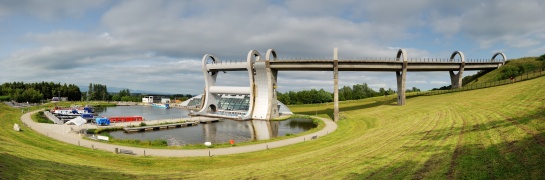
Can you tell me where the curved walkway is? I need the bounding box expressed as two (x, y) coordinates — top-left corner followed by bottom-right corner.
(20, 111), (337, 157)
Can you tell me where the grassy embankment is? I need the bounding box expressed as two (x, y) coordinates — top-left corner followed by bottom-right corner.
(1, 76), (545, 178)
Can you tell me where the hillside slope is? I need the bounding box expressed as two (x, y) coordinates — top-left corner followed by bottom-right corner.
(465, 57), (544, 85)
(1, 76), (545, 179)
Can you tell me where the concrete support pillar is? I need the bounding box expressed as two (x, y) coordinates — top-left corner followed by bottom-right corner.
(265, 49), (279, 119)
(396, 49), (407, 106)
(449, 71), (463, 89)
(252, 49), (279, 120)
(396, 71), (406, 105)
(333, 48), (339, 122)
(449, 51), (465, 89)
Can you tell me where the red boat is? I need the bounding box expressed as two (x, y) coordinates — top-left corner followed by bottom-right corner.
(108, 116), (143, 122)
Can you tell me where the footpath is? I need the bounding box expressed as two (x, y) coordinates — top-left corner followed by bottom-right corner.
(20, 111), (337, 157)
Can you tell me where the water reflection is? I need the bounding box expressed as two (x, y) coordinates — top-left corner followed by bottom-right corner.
(108, 118), (316, 145)
(249, 120), (278, 140)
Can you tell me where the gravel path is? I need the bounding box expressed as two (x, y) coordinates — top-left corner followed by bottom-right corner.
(20, 111), (337, 157)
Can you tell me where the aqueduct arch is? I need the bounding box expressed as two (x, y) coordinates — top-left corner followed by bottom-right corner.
(449, 51), (465, 89)
(491, 52), (507, 66)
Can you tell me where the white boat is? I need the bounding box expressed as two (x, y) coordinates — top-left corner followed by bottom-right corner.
(53, 108), (91, 115)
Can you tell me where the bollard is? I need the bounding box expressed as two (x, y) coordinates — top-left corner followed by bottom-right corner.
(115, 148), (119, 154)
(144, 150), (146, 156)
(267, 145), (269, 150)
(78, 141), (80, 146)
(304, 138), (306, 142)
(92, 145), (94, 150)
(209, 150), (211, 157)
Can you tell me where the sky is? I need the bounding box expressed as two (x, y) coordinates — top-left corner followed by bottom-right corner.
(1, 0), (545, 95)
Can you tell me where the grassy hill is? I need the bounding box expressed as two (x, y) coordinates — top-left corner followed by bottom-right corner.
(465, 57), (544, 85)
(1, 75), (545, 179)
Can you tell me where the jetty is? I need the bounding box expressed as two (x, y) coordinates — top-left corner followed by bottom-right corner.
(123, 122), (198, 133)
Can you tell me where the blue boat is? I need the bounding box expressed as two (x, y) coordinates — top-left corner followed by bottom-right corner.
(151, 103), (170, 109)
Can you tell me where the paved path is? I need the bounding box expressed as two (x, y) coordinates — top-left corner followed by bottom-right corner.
(21, 111), (337, 157)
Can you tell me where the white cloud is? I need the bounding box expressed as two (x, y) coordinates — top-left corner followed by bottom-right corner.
(430, 81), (448, 85)
(430, 15), (462, 37)
(0, 0), (107, 20)
(408, 80), (427, 84)
(528, 46), (545, 55)
(2, 0), (545, 94)
(458, 0), (545, 49)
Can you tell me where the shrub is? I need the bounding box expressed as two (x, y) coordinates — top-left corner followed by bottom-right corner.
(33, 111), (53, 124)
(538, 54), (545, 61)
(0, 96), (10, 101)
(94, 127), (123, 134)
(149, 139), (168, 146)
(140, 122), (147, 126)
(499, 66), (521, 80)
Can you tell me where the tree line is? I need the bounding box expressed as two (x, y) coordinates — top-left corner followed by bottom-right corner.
(84, 84), (193, 102)
(0, 81), (193, 103)
(111, 89), (137, 102)
(0, 81), (81, 103)
(277, 83), (420, 105)
(85, 83), (109, 101)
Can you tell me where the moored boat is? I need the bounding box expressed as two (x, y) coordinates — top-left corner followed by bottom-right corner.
(52, 106), (93, 115)
(108, 116), (144, 122)
(151, 103), (170, 109)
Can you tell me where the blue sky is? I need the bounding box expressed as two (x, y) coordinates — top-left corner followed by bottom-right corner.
(1, 0), (545, 94)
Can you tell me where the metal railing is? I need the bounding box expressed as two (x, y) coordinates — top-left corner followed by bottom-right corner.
(208, 57), (508, 63)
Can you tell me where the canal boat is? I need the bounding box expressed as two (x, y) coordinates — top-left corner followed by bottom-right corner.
(52, 106), (93, 115)
(108, 116), (144, 122)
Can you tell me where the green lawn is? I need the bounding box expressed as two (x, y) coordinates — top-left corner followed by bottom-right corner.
(1, 76), (545, 179)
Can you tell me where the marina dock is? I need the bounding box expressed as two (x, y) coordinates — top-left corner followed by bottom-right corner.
(123, 122), (198, 132)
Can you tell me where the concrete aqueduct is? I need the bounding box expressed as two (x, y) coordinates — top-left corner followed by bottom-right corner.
(192, 48), (507, 121)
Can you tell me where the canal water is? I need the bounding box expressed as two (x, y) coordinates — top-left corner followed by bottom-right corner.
(95, 106), (316, 145)
(94, 105), (191, 120)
